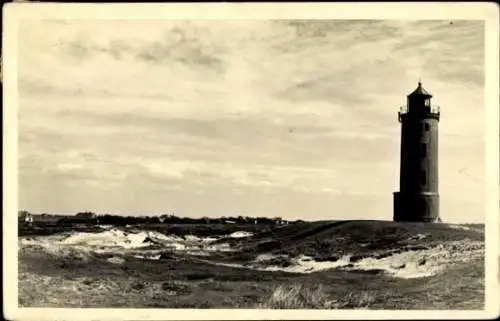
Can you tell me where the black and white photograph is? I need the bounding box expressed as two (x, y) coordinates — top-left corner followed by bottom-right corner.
(3, 2), (499, 320)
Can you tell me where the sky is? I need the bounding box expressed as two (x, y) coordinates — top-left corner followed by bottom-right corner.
(17, 19), (485, 222)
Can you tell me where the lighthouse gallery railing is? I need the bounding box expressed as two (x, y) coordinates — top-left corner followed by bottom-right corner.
(398, 105), (440, 122)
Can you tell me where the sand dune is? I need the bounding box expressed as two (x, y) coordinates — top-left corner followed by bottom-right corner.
(18, 221), (485, 309)
(20, 224), (483, 279)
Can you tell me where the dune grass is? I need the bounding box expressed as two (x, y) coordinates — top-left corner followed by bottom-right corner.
(18, 220), (485, 309)
(258, 283), (377, 309)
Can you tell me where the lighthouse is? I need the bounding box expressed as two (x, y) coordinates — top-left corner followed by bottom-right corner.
(393, 82), (441, 222)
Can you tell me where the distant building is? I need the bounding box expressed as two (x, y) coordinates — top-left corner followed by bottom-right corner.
(18, 211), (33, 224)
(273, 217), (288, 225)
(19, 212), (66, 225)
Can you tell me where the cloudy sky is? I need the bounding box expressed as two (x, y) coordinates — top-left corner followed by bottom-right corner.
(17, 19), (485, 222)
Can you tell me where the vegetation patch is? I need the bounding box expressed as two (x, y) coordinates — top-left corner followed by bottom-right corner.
(18, 220), (484, 309)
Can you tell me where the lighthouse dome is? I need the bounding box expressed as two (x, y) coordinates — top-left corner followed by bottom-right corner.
(408, 82), (432, 98)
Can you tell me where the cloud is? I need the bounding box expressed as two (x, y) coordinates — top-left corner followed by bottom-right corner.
(136, 28), (226, 72)
(17, 19), (485, 222)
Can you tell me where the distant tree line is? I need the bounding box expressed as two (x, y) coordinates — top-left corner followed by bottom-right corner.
(97, 214), (292, 226)
(19, 210), (301, 226)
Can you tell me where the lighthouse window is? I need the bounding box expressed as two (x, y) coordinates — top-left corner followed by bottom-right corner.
(421, 170), (427, 186)
(421, 143), (427, 157)
(425, 99), (430, 107)
(424, 123), (430, 131)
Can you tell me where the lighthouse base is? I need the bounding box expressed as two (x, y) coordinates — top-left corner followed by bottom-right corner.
(393, 192), (440, 222)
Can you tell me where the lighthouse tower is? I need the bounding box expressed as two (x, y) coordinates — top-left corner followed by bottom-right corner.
(393, 82), (441, 222)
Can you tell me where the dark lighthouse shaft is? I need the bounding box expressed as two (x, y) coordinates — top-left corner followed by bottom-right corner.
(394, 82), (441, 222)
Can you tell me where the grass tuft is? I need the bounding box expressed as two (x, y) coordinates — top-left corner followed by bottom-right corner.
(258, 283), (377, 309)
